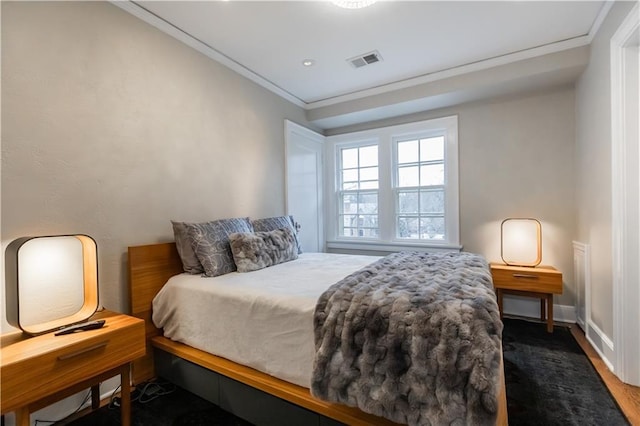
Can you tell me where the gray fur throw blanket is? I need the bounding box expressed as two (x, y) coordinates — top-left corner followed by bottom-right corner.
(311, 251), (502, 426)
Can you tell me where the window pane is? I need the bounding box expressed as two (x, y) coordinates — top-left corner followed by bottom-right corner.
(342, 148), (358, 169)
(342, 227), (357, 237)
(340, 146), (378, 193)
(343, 181), (358, 190)
(342, 215), (357, 228)
(398, 217), (419, 239)
(349, 214), (377, 237)
(360, 166), (378, 181)
(420, 137), (444, 162)
(420, 217), (445, 240)
(420, 190), (444, 214)
(359, 145), (378, 167)
(358, 193), (378, 214)
(397, 140), (418, 164)
(342, 169), (358, 183)
(360, 228), (379, 238)
(341, 194), (358, 214)
(398, 191), (419, 214)
(357, 214), (378, 228)
(420, 164), (444, 186)
(368, 215), (379, 228)
(398, 166), (419, 187)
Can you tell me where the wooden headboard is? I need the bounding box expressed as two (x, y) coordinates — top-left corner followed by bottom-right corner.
(128, 242), (182, 384)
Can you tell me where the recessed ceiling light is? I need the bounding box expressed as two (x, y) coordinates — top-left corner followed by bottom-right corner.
(302, 59), (315, 67)
(331, 0), (376, 9)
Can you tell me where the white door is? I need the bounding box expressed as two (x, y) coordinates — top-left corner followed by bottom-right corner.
(285, 120), (325, 252)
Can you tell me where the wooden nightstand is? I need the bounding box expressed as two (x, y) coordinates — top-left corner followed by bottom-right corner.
(490, 263), (563, 333)
(1, 311), (145, 426)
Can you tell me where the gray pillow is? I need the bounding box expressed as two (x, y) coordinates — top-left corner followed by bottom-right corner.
(186, 217), (253, 277)
(171, 220), (204, 274)
(251, 215), (302, 254)
(229, 227), (298, 273)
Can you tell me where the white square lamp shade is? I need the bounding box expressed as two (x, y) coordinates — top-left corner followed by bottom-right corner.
(5, 235), (99, 335)
(500, 218), (542, 267)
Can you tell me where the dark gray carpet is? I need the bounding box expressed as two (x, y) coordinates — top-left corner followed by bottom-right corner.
(61, 381), (252, 426)
(502, 318), (628, 426)
(63, 318), (628, 426)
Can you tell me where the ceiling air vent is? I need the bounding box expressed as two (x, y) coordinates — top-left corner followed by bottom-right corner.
(348, 50), (382, 69)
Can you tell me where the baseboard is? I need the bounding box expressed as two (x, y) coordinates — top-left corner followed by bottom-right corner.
(502, 295), (576, 323)
(586, 320), (615, 372)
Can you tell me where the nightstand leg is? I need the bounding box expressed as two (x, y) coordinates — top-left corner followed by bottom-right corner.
(547, 294), (554, 333)
(15, 407), (29, 426)
(91, 384), (100, 409)
(120, 363), (131, 426)
(540, 298), (546, 321)
(497, 289), (504, 319)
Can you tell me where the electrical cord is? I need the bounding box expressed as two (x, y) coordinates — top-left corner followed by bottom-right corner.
(33, 379), (176, 424)
(34, 390), (92, 425)
(108, 378), (176, 409)
(107, 383), (122, 410)
(136, 379), (176, 404)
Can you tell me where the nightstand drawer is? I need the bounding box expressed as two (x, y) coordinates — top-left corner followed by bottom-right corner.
(490, 264), (562, 294)
(1, 313), (145, 413)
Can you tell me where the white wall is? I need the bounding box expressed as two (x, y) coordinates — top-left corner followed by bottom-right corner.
(326, 87), (577, 309)
(1, 1), (312, 333)
(575, 0), (636, 340)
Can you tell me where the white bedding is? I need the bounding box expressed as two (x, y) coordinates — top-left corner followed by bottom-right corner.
(152, 252), (379, 388)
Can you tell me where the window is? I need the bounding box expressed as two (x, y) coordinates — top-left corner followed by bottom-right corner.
(326, 116), (459, 251)
(338, 144), (379, 238)
(395, 136), (446, 240)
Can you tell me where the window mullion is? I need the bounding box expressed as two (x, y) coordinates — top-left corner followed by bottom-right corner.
(377, 138), (394, 242)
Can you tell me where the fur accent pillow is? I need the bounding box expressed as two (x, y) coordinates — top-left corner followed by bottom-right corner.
(251, 215), (303, 254)
(230, 227), (299, 273)
(186, 217), (253, 277)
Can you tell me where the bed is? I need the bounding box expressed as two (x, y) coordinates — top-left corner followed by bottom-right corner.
(128, 242), (508, 426)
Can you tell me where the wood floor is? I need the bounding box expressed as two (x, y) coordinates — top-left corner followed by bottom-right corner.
(570, 324), (640, 425)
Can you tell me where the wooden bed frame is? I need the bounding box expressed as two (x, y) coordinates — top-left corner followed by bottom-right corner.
(128, 242), (508, 425)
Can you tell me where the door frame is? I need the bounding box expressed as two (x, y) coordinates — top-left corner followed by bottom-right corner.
(611, 2), (639, 386)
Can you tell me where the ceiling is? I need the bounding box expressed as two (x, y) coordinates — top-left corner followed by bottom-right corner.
(118, 1), (608, 129)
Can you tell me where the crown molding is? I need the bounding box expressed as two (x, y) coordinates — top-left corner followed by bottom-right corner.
(110, 0), (306, 108)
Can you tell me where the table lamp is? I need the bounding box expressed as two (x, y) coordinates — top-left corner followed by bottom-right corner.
(500, 218), (542, 267)
(5, 234), (99, 335)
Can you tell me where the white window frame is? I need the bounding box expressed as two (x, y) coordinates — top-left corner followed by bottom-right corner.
(325, 116), (460, 253)
(335, 140), (380, 240)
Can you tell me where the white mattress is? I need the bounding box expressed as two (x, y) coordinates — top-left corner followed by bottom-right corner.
(152, 252), (379, 388)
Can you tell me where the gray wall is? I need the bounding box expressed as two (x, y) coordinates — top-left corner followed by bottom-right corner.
(327, 87), (577, 307)
(1, 1), (312, 332)
(575, 1), (636, 338)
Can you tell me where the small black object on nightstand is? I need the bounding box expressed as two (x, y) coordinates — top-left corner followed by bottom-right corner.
(54, 319), (106, 336)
